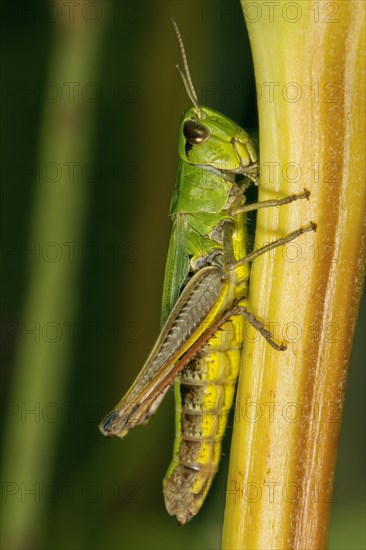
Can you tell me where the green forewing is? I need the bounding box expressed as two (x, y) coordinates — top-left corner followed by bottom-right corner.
(160, 213), (189, 326)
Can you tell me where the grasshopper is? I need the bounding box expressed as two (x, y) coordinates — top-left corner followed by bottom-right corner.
(99, 20), (315, 524)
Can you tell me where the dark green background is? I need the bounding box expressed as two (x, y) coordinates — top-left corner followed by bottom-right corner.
(1, 1), (364, 549)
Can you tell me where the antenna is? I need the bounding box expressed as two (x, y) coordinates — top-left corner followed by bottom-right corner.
(171, 17), (203, 118)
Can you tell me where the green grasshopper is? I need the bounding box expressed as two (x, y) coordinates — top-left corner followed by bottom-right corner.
(99, 21), (315, 524)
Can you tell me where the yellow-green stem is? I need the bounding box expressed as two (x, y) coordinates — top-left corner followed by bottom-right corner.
(222, 1), (365, 548)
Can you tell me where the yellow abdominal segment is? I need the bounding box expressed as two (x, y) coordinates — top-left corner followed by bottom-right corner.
(163, 312), (245, 524)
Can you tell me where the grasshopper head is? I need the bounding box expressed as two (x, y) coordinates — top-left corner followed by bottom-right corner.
(171, 20), (257, 182)
(178, 106), (258, 181)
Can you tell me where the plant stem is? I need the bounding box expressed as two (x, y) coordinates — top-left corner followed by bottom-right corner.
(222, 1), (365, 548)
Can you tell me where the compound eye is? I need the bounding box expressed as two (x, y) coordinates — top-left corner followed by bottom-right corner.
(183, 120), (210, 145)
